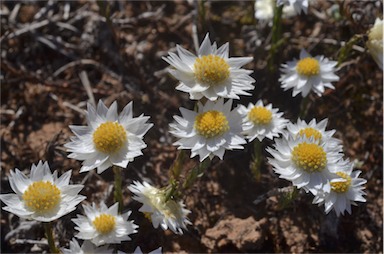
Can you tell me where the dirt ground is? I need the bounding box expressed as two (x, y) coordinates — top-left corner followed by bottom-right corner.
(1, 1), (383, 253)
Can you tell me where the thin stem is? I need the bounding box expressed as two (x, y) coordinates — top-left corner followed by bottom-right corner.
(337, 34), (364, 65)
(299, 96), (311, 119)
(44, 222), (60, 254)
(268, 3), (284, 72)
(113, 166), (123, 213)
(182, 158), (211, 191)
(198, 0), (207, 33)
(278, 186), (299, 210)
(169, 150), (186, 181)
(250, 139), (263, 182)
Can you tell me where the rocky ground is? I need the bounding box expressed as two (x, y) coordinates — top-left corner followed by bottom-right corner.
(1, 1), (383, 253)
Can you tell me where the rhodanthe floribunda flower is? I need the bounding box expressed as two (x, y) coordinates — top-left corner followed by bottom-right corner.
(312, 159), (367, 216)
(284, 118), (342, 150)
(238, 100), (288, 142)
(61, 238), (114, 254)
(128, 181), (191, 235)
(133, 247), (162, 254)
(65, 100), (153, 174)
(162, 33), (255, 101)
(279, 49), (339, 97)
(277, 0), (309, 14)
(0, 161), (85, 222)
(169, 98), (246, 161)
(255, 0), (295, 21)
(267, 135), (344, 194)
(366, 17), (383, 70)
(72, 202), (138, 246)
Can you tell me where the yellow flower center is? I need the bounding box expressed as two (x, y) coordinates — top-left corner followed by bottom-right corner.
(298, 127), (322, 141)
(22, 181), (61, 213)
(93, 214), (116, 234)
(296, 57), (320, 76)
(194, 110), (229, 138)
(92, 122), (127, 154)
(330, 172), (352, 193)
(194, 54), (230, 85)
(292, 142), (327, 173)
(248, 106), (272, 125)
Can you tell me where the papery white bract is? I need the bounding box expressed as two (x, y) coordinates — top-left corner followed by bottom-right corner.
(279, 49), (339, 97)
(284, 118), (342, 150)
(267, 135), (343, 194)
(169, 98), (246, 161)
(277, 0), (309, 14)
(238, 100), (288, 142)
(366, 17), (383, 70)
(128, 181), (191, 235)
(163, 33), (255, 101)
(255, 0), (295, 21)
(65, 100), (153, 174)
(312, 160), (367, 216)
(0, 161), (85, 222)
(61, 238), (114, 254)
(72, 202), (138, 246)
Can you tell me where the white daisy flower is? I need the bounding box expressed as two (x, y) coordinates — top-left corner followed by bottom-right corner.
(169, 98), (246, 161)
(284, 118), (342, 150)
(366, 17), (383, 70)
(65, 100), (153, 174)
(312, 160), (367, 216)
(279, 49), (339, 97)
(162, 33), (255, 101)
(61, 238), (114, 254)
(0, 161), (85, 222)
(133, 246), (162, 254)
(238, 100), (288, 142)
(267, 135), (343, 193)
(72, 202), (138, 246)
(255, 0), (295, 21)
(128, 181), (191, 235)
(277, 0), (309, 15)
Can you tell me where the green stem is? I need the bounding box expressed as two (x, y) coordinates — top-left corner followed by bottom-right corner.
(44, 222), (60, 254)
(169, 150), (186, 181)
(278, 186), (299, 210)
(198, 0), (207, 33)
(250, 139), (263, 182)
(337, 34), (363, 66)
(268, 4), (284, 72)
(299, 96), (311, 119)
(182, 158), (211, 191)
(113, 166), (123, 213)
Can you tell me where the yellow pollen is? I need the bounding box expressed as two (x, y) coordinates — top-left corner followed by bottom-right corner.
(298, 127), (322, 141)
(296, 57), (320, 76)
(292, 142), (327, 173)
(248, 106), (272, 125)
(194, 54), (230, 86)
(92, 122), (127, 154)
(331, 172), (352, 193)
(22, 181), (61, 213)
(93, 213), (116, 234)
(194, 110), (229, 138)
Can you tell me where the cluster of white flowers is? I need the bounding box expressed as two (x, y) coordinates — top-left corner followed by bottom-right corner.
(267, 118), (366, 216)
(165, 33), (289, 162)
(1, 9), (374, 251)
